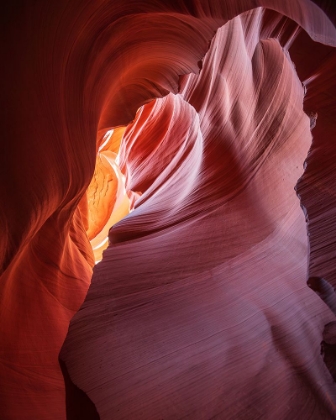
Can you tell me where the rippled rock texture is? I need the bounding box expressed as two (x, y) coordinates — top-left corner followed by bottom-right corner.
(1, 1), (336, 419)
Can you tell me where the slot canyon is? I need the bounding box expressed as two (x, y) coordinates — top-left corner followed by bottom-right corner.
(1, 0), (336, 418)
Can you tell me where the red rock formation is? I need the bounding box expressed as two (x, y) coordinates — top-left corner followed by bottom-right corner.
(1, 1), (336, 419)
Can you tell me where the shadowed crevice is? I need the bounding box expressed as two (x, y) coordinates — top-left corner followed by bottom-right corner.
(321, 321), (336, 382)
(307, 276), (336, 315)
(59, 358), (100, 420)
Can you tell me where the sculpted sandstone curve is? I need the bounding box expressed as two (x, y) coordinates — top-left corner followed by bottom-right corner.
(1, 1), (336, 419)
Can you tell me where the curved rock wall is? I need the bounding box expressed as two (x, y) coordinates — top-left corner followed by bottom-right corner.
(1, 1), (336, 419)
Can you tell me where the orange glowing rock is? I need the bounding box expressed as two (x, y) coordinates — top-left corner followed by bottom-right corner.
(85, 127), (131, 262)
(86, 153), (119, 240)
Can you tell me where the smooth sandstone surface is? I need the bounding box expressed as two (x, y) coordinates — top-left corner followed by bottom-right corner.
(1, 1), (336, 419)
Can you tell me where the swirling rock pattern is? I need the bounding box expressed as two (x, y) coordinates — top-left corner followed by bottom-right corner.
(1, 0), (336, 419)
